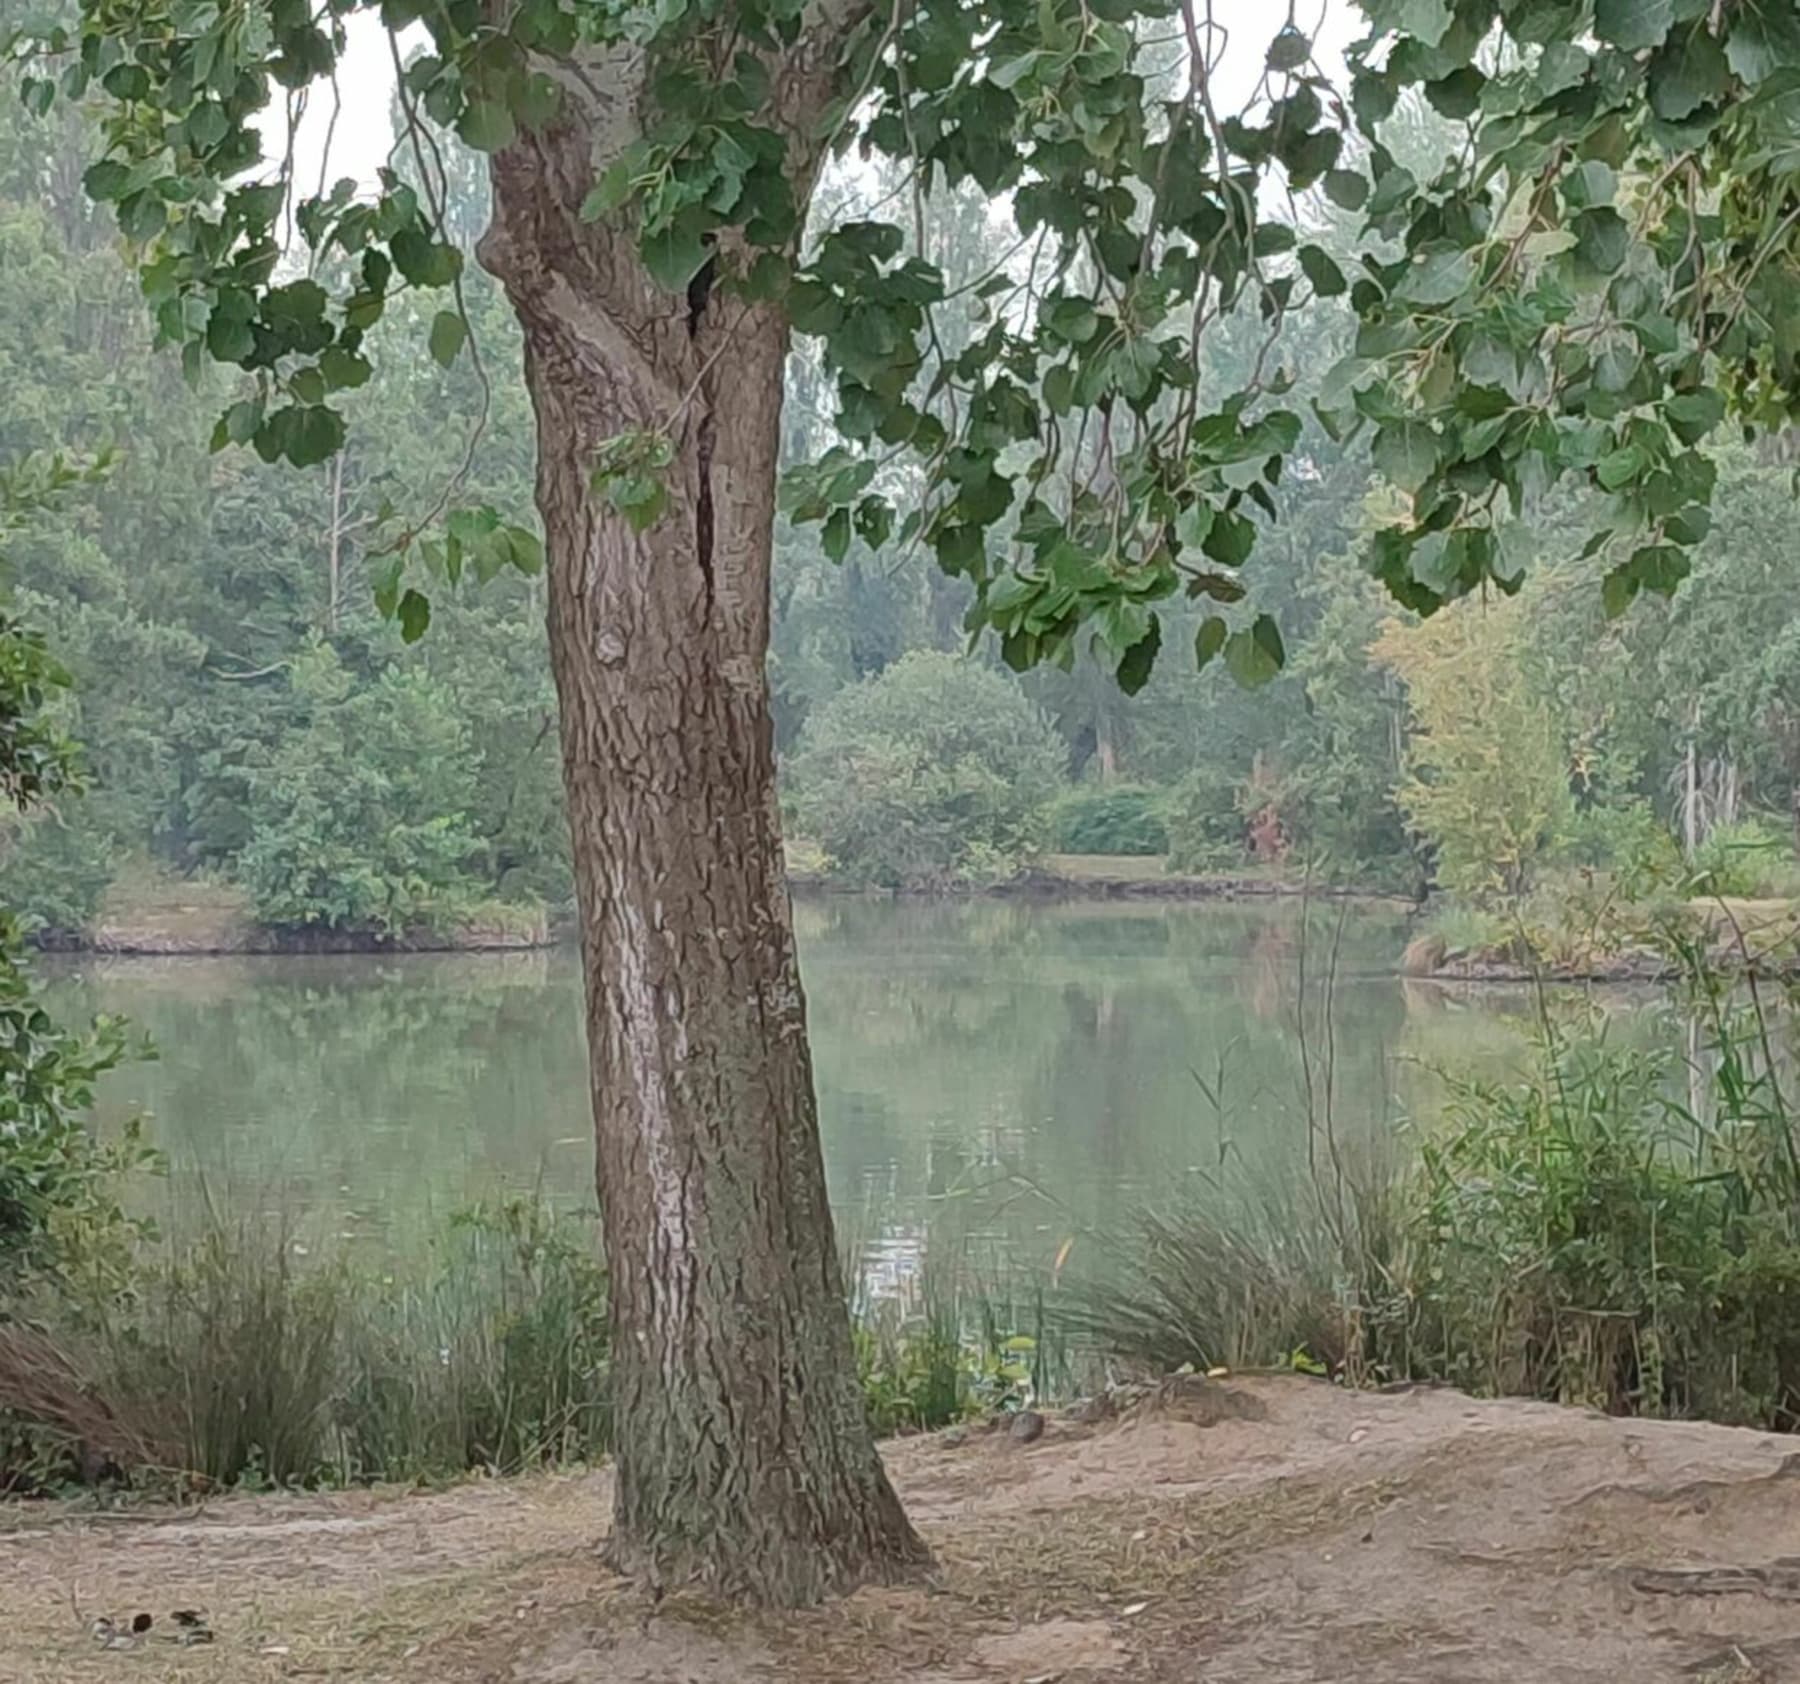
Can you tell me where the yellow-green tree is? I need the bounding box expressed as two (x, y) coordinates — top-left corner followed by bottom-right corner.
(1374, 600), (1573, 901)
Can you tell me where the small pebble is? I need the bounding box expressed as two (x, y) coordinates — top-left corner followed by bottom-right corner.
(1009, 1408), (1046, 1445)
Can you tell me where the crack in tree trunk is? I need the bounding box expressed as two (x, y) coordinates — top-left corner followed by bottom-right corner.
(694, 405), (716, 615)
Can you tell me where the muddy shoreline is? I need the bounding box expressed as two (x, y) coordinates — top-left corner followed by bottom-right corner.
(29, 918), (555, 958)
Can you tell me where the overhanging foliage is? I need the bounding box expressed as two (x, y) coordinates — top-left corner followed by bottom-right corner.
(5, 0), (1800, 687)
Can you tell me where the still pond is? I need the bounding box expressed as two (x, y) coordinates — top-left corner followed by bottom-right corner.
(45, 897), (1552, 1287)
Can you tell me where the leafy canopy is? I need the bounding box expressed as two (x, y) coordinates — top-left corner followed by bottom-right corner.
(8, 0), (1800, 687)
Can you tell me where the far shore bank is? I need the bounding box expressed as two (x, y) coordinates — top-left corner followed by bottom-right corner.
(26, 854), (1420, 956)
(791, 851), (1419, 908)
(41, 862), (1799, 986)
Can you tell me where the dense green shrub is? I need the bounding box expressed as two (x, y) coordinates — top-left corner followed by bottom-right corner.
(236, 650), (485, 933)
(1407, 1021), (1800, 1422)
(0, 806), (115, 936)
(0, 915), (152, 1297)
(1374, 600), (1575, 899)
(1690, 817), (1797, 899)
(0, 593), (153, 1304)
(850, 1261), (1058, 1435)
(1050, 784), (1169, 856)
(1067, 979), (1800, 1430)
(854, 1300), (968, 1435)
(787, 651), (1065, 888)
(1561, 797), (1683, 887)
(1161, 765), (1247, 873)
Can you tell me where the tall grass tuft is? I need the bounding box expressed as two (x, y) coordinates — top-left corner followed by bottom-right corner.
(113, 1220), (345, 1485)
(2, 1193), (611, 1492)
(845, 1225), (1076, 1433)
(335, 1197), (610, 1480)
(1066, 933), (1800, 1430)
(1057, 1153), (1403, 1383)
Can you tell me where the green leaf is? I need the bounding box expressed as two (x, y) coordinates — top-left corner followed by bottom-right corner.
(1601, 562), (1638, 618)
(1195, 616), (1228, 671)
(641, 219), (713, 293)
(255, 404), (346, 470)
(505, 525), (545, 575)
(1202, 509), (1256, 567)
(456, 98), (517, 153)
(265, 279), (329, 325)
(210, 399), (261, 452)
(390, 229), (462, 289)
(101, 62), (151, 100)
(1596, 443), (1644, 489)
(1267, 28), (1311, 71)
(515, 72), (561, 130)
(320, 347), (372, 390)
(1298, 244), (1347, 297)
(1372, 421), (1437, 493)
(1043, 296), (1100, 344)
(1665, 389), (1725, 445)
(1386, 0), (1451, 49)
(990, 50), (1046, 89)
(206, 309), (256, 364)
(854, 496), (894, 551)
(1629, 541), (1689, 594)
(581, 156), (638, 223)
(822, 506), (852, 563)
(1224, 615), (1284, 687)
(1323, 169), (1368, 211)
(1648, 30), (1729, 121)
(1398, 249), (1473, 307)
(397, 588), (431, 643)
(117, 191), (166, 243)
(1116, 615), (1160, 696)
(428, 309), (468, 368)
(1425, 66), (1486, 120)
(1251, 612), (1284, 668)
(604, 474), (668, 531)
(1593, 0), (1674, 52)
(1365, 164), (1418, 222)
(83, 160), (130, 201)
(293, 405), (346, 468)
(1561, 160), (1616, 211)
(1572, 207), (1628, 276)
(1727, 8), (1800, 84)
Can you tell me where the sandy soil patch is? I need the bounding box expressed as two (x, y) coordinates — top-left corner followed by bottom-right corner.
(6, 1377), (1800, 1682)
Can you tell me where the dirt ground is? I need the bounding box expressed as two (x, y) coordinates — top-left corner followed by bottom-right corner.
(7, 1376), (1800, 1683)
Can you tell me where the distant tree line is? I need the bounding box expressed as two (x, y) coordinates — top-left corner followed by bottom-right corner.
(7, 94), (1800, 928)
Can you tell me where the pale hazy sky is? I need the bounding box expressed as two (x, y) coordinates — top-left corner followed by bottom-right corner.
(274, 1), (1358, 204)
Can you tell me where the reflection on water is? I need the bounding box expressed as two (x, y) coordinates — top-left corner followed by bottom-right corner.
(42, 897), (1556, 1277)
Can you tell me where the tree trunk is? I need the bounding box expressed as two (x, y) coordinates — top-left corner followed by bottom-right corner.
(325, 451), (344, 636)
(482, 108), (926, 1608)
(1095, 701), (1118, 784)
(1683, 735), (1699, 858)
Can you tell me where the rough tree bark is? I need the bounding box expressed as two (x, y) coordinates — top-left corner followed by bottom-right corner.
(479, 47), (928, 1608)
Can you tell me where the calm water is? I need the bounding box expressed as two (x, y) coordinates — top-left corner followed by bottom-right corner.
(44, 897), (1547, 1281)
